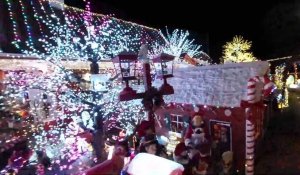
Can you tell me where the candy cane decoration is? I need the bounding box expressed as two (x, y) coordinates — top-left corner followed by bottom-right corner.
(245, 116), (255, 175)
(245, 74), (274, 175)
(259, 75), (274, 97)
(247, 76), (260, 103)
(247, 75), (274, 103)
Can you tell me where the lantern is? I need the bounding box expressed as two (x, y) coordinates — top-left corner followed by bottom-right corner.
(113, 52), (138, 101)
(152, 53), (175, 78)
(152, 53), (175, 95)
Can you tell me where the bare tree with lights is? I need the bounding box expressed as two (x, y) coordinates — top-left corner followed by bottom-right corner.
(150, 28), (211, 66)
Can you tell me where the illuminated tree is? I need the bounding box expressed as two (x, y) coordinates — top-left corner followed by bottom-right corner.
(274, 63), (288, 108)
(1, 0), (152, 167)
(162, 29), (201, 58)
(150, 28), (211, 65)
(222, 35), (257, 63)
(274, 64), (286, 90)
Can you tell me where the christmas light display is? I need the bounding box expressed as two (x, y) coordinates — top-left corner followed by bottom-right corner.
(151, 28), (210, 65)
(294, 63), (298, 80)
(4, 0), (164, 58)
(222, 35), (257, 63)
(0, 0), (210, 173)
(274, 64), (288, 108)
(161, 29), (201, 58)
(1, 0), (151, 170)
(274, 64), (286, 90)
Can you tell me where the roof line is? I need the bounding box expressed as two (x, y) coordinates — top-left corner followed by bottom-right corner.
(0, 53), (113, 62)
(267, 56), (293, 62)
(47, 0), (159, 31)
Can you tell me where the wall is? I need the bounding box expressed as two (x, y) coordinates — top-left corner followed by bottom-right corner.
(155, 104), (247, 172)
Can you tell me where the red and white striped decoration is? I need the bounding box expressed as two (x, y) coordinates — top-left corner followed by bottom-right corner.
(247, 75), (274, 103)
(245, 116), (255, 175)
(245, 75), (274, 174)
(260, 75), (274, 97)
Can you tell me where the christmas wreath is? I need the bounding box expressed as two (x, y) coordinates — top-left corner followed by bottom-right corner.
(141, 87), (164, 111)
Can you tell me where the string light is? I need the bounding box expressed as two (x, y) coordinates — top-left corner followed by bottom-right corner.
(294, 63), (298, 80)
(46, 0), (159, 31)
(267, 56), (292, 62)
(5, 0), (164, 60)
(30, 0), (44, 35)
(5, 0), (21, 48)
(18, 0), (34, 48)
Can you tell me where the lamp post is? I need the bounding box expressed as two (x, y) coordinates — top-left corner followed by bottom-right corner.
(113, 45), (175, 124)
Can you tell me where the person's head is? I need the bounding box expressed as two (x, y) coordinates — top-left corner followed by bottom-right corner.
(114, 140), (130, 157)
(142, 134), (158, 155)
(145, 142), (157, 155)
(137, 120), (155, 138)
(145, 127), (154, 136)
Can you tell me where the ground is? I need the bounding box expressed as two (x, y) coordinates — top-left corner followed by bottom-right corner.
(255, 91), (300, 174)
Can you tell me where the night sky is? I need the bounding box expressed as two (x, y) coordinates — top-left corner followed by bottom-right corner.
(65, 0), (300, 62)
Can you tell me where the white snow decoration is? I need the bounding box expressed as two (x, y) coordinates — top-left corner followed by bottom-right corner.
(224, 109), (232, 117)
(127, 153), (184, 175)
(153, 61), (269, 107)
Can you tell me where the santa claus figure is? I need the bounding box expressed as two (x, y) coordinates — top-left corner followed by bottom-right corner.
(184, 115), (208, 147)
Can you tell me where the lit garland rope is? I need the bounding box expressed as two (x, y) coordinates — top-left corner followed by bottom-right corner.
(30, 0), (44, 35)
(5, 0), (21, 48)
(18, 0), (34, 48)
